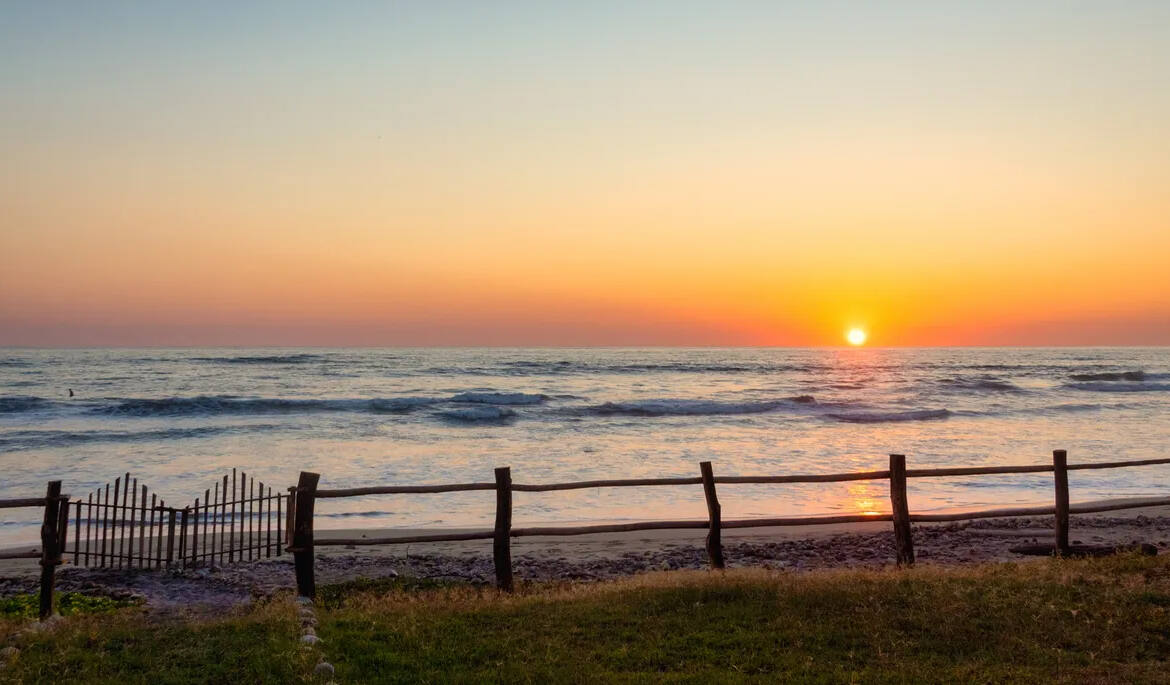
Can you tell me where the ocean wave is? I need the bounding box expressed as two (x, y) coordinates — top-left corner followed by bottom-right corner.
(192, 353), (326, 365)
(92, 395), (441, 417)
(436, 406), (517, 422)
(317, 510), (396, 519)
(1065, 382), (1170, 393)
(0, 396), (52, 413)
(827, 409), (951, 423)
(0, 425), (279, 451)
(449, 392), (548, 405)
(939, 377), (1022, 393)
(580, 396), (814, 417)
(1069, 371), (1146, 382)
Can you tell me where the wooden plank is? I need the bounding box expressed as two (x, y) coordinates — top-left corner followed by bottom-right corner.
(722, 514), (893, 528)
(0, 498), (47, 509)
(906, 464), (1054, 478)
(910, 505), (1054, 522)
(39, 481), (62, 620)
(100, 483), (110, 568)
(219, 475), (228, 566)
(513, 477), (703, 492)
(249, 476), (255, 561)
(118, 473), (128, 567)
(0, 549), (41, 560)
(56, 498), (69, 562)
(889, 454), (914, 565)
(315, 482), (496, 497)
(1070, 497), (1170, 514)
(1053, 449), (1070, 555)
(192, 499), (200, 567)
(203, 488), (210, 564)
(700, 461), (724, 570)
(138, 485), (147, 567)
(493, 467), (513, 592)
(316, 531), (496, 546)
(275, 488), (282, 556)
(266, 484), (273, 558)
(85, 493), (93, 566)
(1068, 457), (1170, 471)
(73, 500), (81, 565)
(513, 520), (709, 536)
(230, 468), (237, 563)
(291, 472), (320, 598)
(127, 478), (137, 568)
(153, 497), (163, 569)
(716, 471), (890, 484)
(285, 489), (294, 549)
(166, 509), (177, 568)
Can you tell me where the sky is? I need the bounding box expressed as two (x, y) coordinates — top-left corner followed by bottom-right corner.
(2, 1), (1168, 347)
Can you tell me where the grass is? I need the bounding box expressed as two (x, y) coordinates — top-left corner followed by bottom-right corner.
(4, 555), (1170, 683)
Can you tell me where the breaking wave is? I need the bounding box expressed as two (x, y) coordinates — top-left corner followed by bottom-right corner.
(1069, 371), (1146, 382)
(192, 354), (326, 365)
(449, 392), (548, 405)
(579, 396), (815, 417)
(436, 406), (517, 423)
(939, 377), (1022, 393)
(0, 396), (52, 414)
(827, 409), (951, 423)
(0, 425), (280, 451)
(1066, 382), (1170, 393)
(92, 395), (442, 417)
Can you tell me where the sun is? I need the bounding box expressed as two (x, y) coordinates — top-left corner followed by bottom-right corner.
(846, 328), (867, 346)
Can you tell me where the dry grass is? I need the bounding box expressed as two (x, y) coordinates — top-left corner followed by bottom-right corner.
(317, 555), (1170, 683)
(2, 555), (1170, 683)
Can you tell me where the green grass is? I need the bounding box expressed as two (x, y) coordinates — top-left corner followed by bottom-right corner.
(0, 592), (141, 620)
(4, 555), (1170, 683)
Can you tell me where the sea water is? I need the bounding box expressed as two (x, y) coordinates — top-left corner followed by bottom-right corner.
(1, 347), (1168, 545)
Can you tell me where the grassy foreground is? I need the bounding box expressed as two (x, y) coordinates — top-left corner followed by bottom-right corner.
(3, 555), (1170, 683)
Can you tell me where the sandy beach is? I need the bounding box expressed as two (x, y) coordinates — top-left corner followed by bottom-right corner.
(4, 505), (1170, 613)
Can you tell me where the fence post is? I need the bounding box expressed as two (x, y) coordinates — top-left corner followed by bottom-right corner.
(889, 454), (914, 566)
(291, 471), (320, 598)
(493, 467), (514, 592)
(1053, 449), (1070, 555)
(699, 461), (725, 569)
(39, 481), (63, 621)
(179, 508), (189, 569)
(165, 509), (177, 567)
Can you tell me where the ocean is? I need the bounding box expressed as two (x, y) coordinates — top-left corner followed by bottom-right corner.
(1, 347), (1168, 545)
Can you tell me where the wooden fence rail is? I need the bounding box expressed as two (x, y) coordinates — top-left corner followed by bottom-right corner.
(289, 451), (1170, 597)
(0, 482), (68, 620)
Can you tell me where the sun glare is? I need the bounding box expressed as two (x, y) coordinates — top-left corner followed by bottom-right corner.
(846, 328), (867, 346)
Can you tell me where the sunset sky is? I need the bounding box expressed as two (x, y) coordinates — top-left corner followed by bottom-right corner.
(2, 2), (1168, 346)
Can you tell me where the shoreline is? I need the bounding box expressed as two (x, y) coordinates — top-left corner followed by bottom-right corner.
(4, 504), (1170, 612)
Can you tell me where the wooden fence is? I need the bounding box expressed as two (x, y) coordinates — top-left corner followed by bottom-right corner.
(287, 450), (1170, 597)
(0, 482), (68, 620)
(64, 469), (287, 569)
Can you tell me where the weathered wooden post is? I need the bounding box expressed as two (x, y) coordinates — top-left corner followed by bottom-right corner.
(493, 467), (514, 592)
(39, 481), (63, 620)
(889, 454), (914, 566)
(699, 461), (725, 569)
(165, 509), (177, 567)
(1053, 449), (1070, 555)
(291, 471), (320, 598)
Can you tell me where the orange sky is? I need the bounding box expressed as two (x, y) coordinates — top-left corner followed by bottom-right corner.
(2, 3), (1168, 346)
